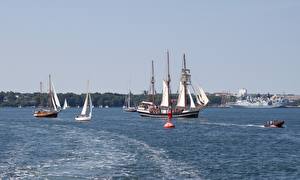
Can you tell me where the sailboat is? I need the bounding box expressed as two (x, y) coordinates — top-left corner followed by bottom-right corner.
(123, 90), (137, 112)
(62, 99), (69, 110)
(137, 52), (209, 118)
(34, 75), (60, 118)
(75, 81), (93, 121)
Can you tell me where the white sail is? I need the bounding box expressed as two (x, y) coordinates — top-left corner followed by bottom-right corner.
(51, 82), (61, 110)
(187, 87), (196, 108)
(177, 81), (186, 107)
(81, 93), (89, 115)
(51, 95), (57, 111)
(63, 99), (69, 110)
(88, 93), (93, 117)
(196, 86), (209, 106)
(160, 80), (170, 107)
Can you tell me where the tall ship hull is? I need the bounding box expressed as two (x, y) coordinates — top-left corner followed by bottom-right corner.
(137, 108), (202, 118)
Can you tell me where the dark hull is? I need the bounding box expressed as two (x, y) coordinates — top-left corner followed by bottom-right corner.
(264, 120), (284, 128)
(138, 110), (199, 118)
(34, 111), (58, 118)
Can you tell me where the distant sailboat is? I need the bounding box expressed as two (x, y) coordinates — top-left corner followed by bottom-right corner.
(123, 90), (137, 112)
(34, 75), (60, 118)
(62, 99), (69, 110)
(75, 81), (93, 121)
(51, 81), (61, 111)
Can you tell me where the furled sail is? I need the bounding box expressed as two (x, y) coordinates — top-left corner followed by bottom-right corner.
(160, 80), (170, 107)
(187, 87), (196, 108)
(51, 82), (61, 110)
(177, 81), (186, 107)
(196, 86), (209, 106)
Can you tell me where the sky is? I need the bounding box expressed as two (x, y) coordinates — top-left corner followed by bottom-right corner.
(0, 0), (299, 94)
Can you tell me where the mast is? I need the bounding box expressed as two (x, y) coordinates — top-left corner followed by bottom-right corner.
(48, 74), (52, 108)
(128, 90), (131, 107)
(180, 53), (191, 109)
(40, 81), (43, 107)
(150, 60), (155, 103)
(167, 50), (171, 107)
(183, 54), (187, 108)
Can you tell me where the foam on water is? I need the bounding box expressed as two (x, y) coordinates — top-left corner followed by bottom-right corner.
(202, 122), (265, 128)
(1, 123), (202, 179)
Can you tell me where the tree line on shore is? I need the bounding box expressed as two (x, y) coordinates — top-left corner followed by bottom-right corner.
(0, 91), (232, 107)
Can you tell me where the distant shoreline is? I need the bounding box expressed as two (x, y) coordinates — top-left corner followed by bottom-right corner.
(1, 91), (300, 108)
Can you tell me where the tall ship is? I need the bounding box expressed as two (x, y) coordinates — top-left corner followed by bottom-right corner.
(137, 52), (209, 118)
(34, 75), (61, 118)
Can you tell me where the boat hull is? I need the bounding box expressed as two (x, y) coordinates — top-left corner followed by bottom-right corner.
(137, 109), (200, 118)
(123, 108), (137, 112)
(34, 111), (58, 118)
(75, 116), (91, 121)
(264, 120), (284, 128)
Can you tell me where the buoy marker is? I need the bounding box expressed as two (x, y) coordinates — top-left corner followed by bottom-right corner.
(164, 109), (175, 128)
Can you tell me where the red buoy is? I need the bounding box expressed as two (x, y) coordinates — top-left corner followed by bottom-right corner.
(164, 121), (175, 128)
(164, 109), (175, 128)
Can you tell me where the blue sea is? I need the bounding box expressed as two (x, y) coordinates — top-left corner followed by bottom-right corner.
(0, 107), (299, 179)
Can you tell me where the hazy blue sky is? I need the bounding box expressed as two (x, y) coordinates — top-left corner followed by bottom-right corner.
(0, 0), (299, 94)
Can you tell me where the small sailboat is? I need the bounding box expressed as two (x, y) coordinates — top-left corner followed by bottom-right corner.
(62, 99), (69, 110)
(75, 81), (93, 121)
(34, 75), (60, 118)
(123, 90), (137, 112)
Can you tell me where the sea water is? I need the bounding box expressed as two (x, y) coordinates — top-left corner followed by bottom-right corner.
(0, 107), (299, 179)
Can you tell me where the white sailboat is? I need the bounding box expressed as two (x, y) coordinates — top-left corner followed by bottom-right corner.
(62, 99), (69, 110)
(75, 81), (93, 121)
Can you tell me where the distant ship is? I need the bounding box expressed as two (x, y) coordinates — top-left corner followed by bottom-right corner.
(34, 75), (61, 118)
(137, 52), (209, 118)
(229, 95), (288, 108)
(123, 90), (137, 112)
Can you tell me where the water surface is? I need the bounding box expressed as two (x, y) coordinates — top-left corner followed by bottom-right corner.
(0, 107), (299, 179)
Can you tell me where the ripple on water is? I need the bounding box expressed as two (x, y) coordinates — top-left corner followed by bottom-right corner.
(1, 123), (202, 179)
